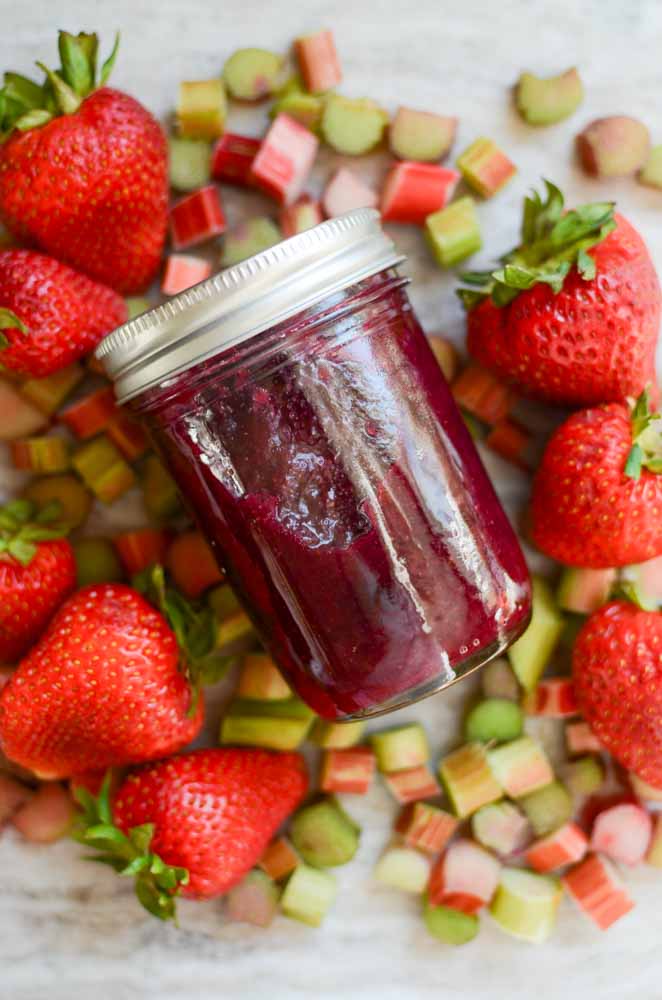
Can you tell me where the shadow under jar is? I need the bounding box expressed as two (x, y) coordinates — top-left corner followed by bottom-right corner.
(97, 210), (531, 721)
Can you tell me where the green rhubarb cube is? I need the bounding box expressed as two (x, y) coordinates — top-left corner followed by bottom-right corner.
(425, 197), (481, 268)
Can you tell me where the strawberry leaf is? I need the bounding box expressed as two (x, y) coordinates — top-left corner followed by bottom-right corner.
(624, 443), (643, 480)
(0, 308), (27, 333)
(627, 388), (662, 478)
(99, 33), (120, 87)
(58, 32), (98, 97)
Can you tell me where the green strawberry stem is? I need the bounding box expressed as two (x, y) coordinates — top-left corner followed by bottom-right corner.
(0, 31), (120, 137)
(624, 388), (662, 480)
(457, 180), (616, 309)
(0, 498), (68, 565)
(73, 773), (189, 922)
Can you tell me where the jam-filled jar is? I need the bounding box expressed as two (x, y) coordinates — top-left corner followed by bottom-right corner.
(97, 210), (531, 720)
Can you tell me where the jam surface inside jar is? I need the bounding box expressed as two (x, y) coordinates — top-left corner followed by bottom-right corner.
(133, 270), (531, 720)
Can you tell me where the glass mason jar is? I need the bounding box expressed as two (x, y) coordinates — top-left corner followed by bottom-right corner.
(98, 210), (531, 720)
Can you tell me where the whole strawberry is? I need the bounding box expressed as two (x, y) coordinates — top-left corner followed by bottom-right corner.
(458, 182), (660, 407)
(0, 583), (203, 778)
(530, 392), (662, 567)
(573, 601), (662, 787)
(0, 498), (75, 661)
(76, 749), (308, 918)
(0, 32), (167, 293)
(0, 249), (127, 377)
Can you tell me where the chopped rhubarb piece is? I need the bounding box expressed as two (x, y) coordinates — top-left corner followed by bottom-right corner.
(106, 410), (149, 461)
(508, 576), (564, 692)
(211, 133), (261, 186)
(381, 162), (460, 225)
(371, 723), (429, 773)
(220, 217), (282, 267)
(226, 869), (279, 928)
(295, 30), (342, 94)
(630, 772), (662, 803)
(114, 529), (170, 577)
(290, 798), (360, 868)
(396, 802), (458, 854)
(125, 297), (151, 320)
(428, 839), (501, 914)
(165, 530), (223, 598)
(223, 48), (284, 101)
(72, 435), (135, 504)
(471, 801), (531, 856)
(490, 868), (562, 942)
(563, 756), (605, 798)
(591, 803), (653, 865)
(220, 697), (313, 750)
(389, 107), (457, 163)
(169, 185), (226, 250)
(322, 167), (378, 218)
(271, 92), (324, 133)
(578, 116), (650, 177)
(557, 567), (616, 614)
(0, 774), (32, 825)
(485, 419), (537, 471)
(384, 765), (440, 805)
(451, 363), (515, 425)
(10, 435), (70, 473)
(161, 255), (213, 296)
(647, 815), (662, 867)
(74, 537), (124, 587)
(619, 554), (662, 611)
(141, 454), (181, 522)
(565, 721), (603, 756)
(457, 138), (516, 198)
(321, 747), (376, 795)
(12, 782), (75, 843)
(281, 864), (337, 926)
(24, 474), (92, 531)
(321, 95), (387, 155)
(19, 363), (84, 416)
(488, 737), (554, 799)
(481, 658), (520, 702)
(259, 837), (299, 881)
(465, 698), (523, 744)
(427, 335), (458, 382)
(374, 847), (430, 894)
(423, 900), (479, 945)
(439, 743), (502, 819)
(0, 377), (47, 440)
(520, 780), (573, 837)
(237, 653), (291, 701)
(563, 853), (634, 929)
(208, 582), (240, 620)
(516, 69), (583, 126)
(527, 822), (588, 873)
(250, 113), (319, 205)
(522, 678), (578, 718)
(168, 137), (211, 192)
(215, 610), (256, 651)
(177, 79), (227, 140)
(280, 196), (323, 237)
(59, 386), (117, 439)
(310, 719), (365, 749)
(639, 145), (662, 190)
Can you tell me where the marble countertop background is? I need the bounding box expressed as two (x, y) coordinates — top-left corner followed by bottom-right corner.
(2, 0), (662, 997)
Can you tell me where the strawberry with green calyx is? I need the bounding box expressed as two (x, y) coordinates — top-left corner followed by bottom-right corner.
(458, 181), (661, 407)
(0, 32), (168, 294)
(77, 749), (308, 916)
(0, 498), (75, 662)
(530, 390), (662, 568)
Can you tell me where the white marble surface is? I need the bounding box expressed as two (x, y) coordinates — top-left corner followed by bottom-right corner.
(2, 0), (662, 997)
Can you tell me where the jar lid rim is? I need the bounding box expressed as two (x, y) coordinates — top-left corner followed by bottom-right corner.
(96, 209), (404, 404)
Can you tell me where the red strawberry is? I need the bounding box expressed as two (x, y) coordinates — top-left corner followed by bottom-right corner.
(573, 601), (662, 787)
(458, 182), (660, 407)
(76, 749), (308, 919)
(0, 33), (167, 293)
(0, 583), (203, 779)
(0, 498), (75, 662)
(530, 393), (662, 567)
(0, 249), (126, 377)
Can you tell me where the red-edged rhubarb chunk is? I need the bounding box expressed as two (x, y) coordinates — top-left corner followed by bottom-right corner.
(12, 783), (75, 843)
(59, 386), (117, 440)
(389, 107), (457, 163)
(166, 530), (224, 598)
(563, 853), (635, 929)
(457, 138), (516, 198)
(591, 802), (653, 866)
(485, 419), (537, 471)
(526, 822), (588, 873)
(161, 255), (213, 296)
(226, 869), (279, 928)
(395, 802), (458, 854)
(647, 815), (662, 868)
(211, 133), (261, 187)
(384, 765), (441, 804)
(280, 196), (323, 237)
(259, 837), (300, 881)
(251, 113), (319, 205)
(295, 29), (342, 94)
(105, 410), (149, 461)
(451, 363), (516, 425)
(0, 774), (33, 825)
(114, 529), (170, 577)
(320, 747), (376, 795)
(487, 737), (554, 799)
(523, 678), (579, 718)
(428, 839), (501, 914)
(381, 162), (460, 225)
(565, 721), (603, 756)
(322, 167), (378, 218)
(428, 336), (458, 382)
(169, 185), (226, 250)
